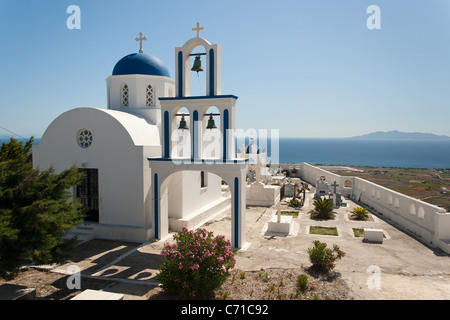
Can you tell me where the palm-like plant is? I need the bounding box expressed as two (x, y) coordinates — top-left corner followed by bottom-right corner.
(310, 198), (335, 220)
(351, 207), (369, 220)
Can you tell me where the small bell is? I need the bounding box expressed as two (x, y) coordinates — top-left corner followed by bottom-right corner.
(206, 114), (217, 130)
(178, 115), (189, 130)
(191, 55), (204, 73)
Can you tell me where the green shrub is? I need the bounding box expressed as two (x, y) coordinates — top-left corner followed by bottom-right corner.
(351, 207), (369, 220)
(297, 274), (308, 293)
(158, 228), (236, 298)
(289, 198), (301, 208)
(307, 240), (345, 273)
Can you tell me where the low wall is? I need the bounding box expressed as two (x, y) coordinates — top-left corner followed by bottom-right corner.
(298, 162), (450, 253)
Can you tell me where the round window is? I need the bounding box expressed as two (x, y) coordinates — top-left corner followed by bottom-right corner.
(77, 129), (93, 149)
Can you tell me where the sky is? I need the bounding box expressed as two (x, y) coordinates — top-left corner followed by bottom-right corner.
(1, 0), (450, 138)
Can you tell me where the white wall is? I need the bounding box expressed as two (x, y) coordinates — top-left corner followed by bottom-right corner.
(33, 108), (162, 241)
(165, 171), (222, 219)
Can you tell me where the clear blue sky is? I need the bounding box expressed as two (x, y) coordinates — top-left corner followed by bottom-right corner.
(1, 0), (450, 138)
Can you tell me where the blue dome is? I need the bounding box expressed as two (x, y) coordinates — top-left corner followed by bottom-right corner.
(112, 53), (170, 77)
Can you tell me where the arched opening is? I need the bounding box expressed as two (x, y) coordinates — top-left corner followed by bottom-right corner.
(388, 195), (393, 205)
(184, 42), (208, 97)
(202, 106), (221, 159)
(418, 207), (425, 219)
(171, 107), (191, 158)
(344, 180), (352, 188)
(409, 203), (416, 215)
(394, 197), (399, 208)
(159, 170), (232, 240)
(189, 53), (206, 96)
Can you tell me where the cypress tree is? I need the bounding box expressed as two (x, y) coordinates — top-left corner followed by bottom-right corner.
(0, 137), (85, 280)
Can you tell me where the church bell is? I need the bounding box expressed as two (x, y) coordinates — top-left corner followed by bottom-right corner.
(206, 114), (217, 130)
(178, 115), (189, 130)
(191, 55), (204, 73)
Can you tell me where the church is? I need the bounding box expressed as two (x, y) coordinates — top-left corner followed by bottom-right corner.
(33, 24), (248, 249)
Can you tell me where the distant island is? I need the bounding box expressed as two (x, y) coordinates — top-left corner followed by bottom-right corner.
(351, 130), (450, 140)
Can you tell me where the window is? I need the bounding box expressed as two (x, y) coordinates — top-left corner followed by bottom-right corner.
(121, 84), (129, 107)
(77, 129), (93, 149)
(146, 84), (154, 106)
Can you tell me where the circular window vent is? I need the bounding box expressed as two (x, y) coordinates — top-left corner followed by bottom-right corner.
(77, 129), (93, 149)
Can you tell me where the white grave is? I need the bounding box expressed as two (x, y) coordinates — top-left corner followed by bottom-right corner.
(267, 190), (294, 234)
(364, 228), (384, 243)
(71, 289), (124, 300)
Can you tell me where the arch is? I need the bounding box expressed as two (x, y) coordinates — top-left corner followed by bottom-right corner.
(394, 197), (399, 208)
(146, 84), (155, 106)
(344, 180), (352, 188)
(176, 37), (220, 98)
(121, 83), (129, 107)
(417, 207), (425, 219)
(409, 203), (416, 215)
(150, 162), (247, 249)
(171, 107), (191, 158)
(202, 106), (221, 159)
(157, 169), (233, 238)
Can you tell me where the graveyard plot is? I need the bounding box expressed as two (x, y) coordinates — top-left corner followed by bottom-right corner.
(352, 228), (364, 237)
(309, 226), (339, 236)
(280, 210), (299, 217)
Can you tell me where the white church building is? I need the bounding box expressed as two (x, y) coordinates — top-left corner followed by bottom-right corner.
(33, 25), (248, 249)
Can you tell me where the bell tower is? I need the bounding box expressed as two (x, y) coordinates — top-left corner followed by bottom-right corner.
(159, 23), (236, 161)
(149, 23), (248, 249)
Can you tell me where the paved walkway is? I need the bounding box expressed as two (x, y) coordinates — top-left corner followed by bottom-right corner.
(52, 189), (449, 300)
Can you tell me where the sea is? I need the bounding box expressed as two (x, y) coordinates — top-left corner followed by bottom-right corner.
(2, 137), (449, 169)
(258, 138), (450, 169)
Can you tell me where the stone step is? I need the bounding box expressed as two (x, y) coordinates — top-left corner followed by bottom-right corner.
(65, 223), (96, 241)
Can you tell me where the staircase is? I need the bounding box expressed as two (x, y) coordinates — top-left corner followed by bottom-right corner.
(65, 222), (96, 243)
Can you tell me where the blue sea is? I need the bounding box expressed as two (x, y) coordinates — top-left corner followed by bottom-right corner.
(272, 138), (450, 169)
(2, 137), (450, 169)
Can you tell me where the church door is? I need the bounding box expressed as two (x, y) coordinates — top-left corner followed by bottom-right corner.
(77, 168), (99, 222)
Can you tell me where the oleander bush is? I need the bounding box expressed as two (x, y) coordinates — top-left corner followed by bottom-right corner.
(307, 240), (345, 273)
(158, 228), (236, 298)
